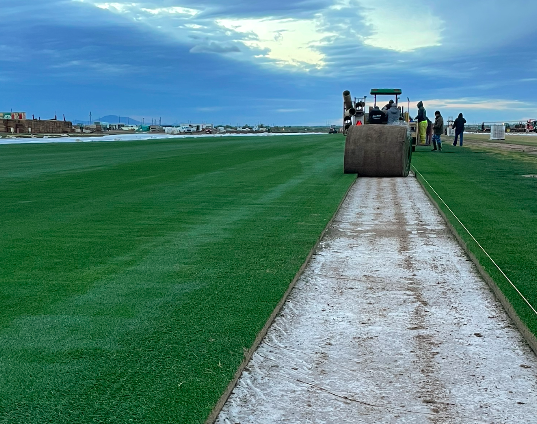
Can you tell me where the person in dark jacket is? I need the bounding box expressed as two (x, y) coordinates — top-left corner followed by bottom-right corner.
(415, 101), (427, 144)
(426, 117), (433, 145)
(452, 113), (466, 146)
(432, 111), (444, 151)
(382, 99), (394, 111)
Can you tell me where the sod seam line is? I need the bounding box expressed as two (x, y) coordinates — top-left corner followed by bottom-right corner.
(412, 166), (537, 357)
(412, 165), (537, 317)
(204, 177), (357, 424)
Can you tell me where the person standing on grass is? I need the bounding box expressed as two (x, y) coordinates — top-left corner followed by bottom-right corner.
(426, 117), (433, 145)
(432, 110), (444, 151)
(415, 101), (427, 144)
(452, 113), (466, 146)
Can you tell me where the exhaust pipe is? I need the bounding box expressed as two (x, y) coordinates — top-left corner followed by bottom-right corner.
(343, 90), (353, 110)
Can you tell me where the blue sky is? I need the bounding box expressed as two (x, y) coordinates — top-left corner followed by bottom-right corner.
(2, 0), (537, 125)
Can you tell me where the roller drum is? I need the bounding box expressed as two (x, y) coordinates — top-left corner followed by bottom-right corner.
(344, 125), (412, 177)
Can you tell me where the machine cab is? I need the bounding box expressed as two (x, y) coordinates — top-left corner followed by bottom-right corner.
(368, 89), (402, 124)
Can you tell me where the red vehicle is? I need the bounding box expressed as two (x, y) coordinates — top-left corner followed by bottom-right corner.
(205, 128), (213, 134)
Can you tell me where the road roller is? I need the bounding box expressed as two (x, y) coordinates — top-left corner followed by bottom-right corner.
(343, 89), (413, 177)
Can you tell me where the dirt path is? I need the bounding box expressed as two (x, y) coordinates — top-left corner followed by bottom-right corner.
(461, 133), (537, 155)
(216, 177), (537, 423)
(466, 140), (537, 155)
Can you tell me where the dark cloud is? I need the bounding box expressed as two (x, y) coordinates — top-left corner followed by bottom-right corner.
(190, 42), (240, 54)
(137, 0), (333, 19)
(0, 2), (311, 123)
(0, 0), (536, 124)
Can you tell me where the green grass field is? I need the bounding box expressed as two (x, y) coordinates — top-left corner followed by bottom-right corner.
(0, 135), (355, 423)
(412, 137), (537, 339)
(4, 132), (537, 423)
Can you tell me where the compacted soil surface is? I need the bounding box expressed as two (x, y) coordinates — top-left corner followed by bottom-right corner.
(216, 176), (537, 423)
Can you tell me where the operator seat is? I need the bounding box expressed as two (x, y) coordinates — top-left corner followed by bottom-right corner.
(369, 107), (387, 124)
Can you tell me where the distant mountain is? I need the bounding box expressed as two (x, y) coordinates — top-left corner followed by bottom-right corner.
(72, 115), (142, 125)
(97, 115), (142, 125)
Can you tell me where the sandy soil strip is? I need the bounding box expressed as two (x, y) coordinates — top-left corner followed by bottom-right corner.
(216, 177), (537, 423)
(466, 140), (537, 155)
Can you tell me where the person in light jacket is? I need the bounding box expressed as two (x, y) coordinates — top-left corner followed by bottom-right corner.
(452, 113), (466, 146)
(386, 103), (401, 125)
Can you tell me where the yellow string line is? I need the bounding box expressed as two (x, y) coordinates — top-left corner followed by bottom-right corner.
(412, 165), (537, 317)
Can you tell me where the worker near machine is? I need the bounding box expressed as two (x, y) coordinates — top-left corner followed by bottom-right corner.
(415, 101), (427, 144)
(344, 116), (352, 132)
(382, 99), (394, 111)
(432, 111), (444, 151)
(452, 113), (466, 146)
(386, 103), (400, 125)
(426, 117), (433, 145)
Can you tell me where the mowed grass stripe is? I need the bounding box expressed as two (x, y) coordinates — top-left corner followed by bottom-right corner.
(412, 143), (537, 339)
(0, 135), (354, 423)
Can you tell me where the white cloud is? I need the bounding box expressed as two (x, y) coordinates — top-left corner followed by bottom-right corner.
(76, 0), (446, 75)
(93, 2), (200, 16)
(356, 1), (443, 52)
(94, 2), (135, 13)
(424, 98), (530, 111)
(140, 6), (198, 16)
(216, 17), (333, 69)
(73, 0), (535, 84)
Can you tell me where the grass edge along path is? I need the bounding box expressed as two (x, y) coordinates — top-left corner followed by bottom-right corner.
(204, 176), (356, 424)
(413, 167), (537, 356)
(411, 145), (537, 354)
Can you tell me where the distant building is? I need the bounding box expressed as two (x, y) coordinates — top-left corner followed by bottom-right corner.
(1, 115), (72, 134)
(180, 123), (213, 132)
(83, 122), (103, 132)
